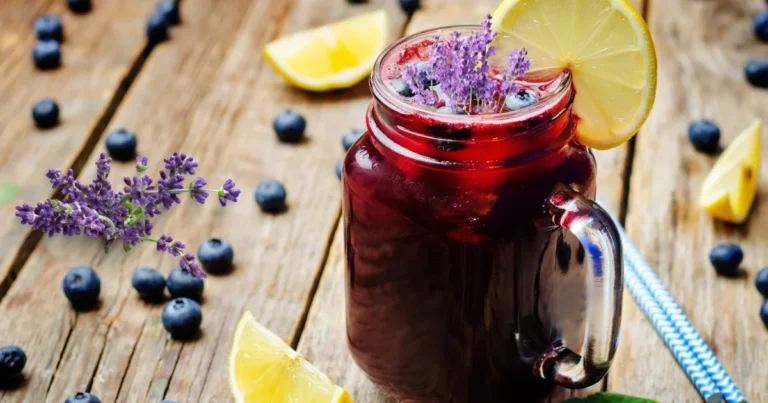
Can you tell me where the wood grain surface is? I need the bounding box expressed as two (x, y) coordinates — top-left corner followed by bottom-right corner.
(609, 0), (767, 401)
(0, 0), (405, 401)
(0, 0), (158, 301)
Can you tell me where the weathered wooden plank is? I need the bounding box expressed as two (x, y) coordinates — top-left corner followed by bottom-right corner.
(297, 0), (647, 401)
(0, 0), (407, 402)
(0, 0), (158, 300)
(609, 0), (767, 401)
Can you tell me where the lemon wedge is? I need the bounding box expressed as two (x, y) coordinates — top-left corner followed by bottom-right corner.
(229, 311), (352, 403)
(491, 0), (657, 150)
(700, 120), (762, 224)
(264, 10), (389, 91)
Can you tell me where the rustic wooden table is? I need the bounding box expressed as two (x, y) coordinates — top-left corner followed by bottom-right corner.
(0, 0), (766, 402)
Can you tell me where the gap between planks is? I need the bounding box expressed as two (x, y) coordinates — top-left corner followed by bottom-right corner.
(0, 27), (155, 305)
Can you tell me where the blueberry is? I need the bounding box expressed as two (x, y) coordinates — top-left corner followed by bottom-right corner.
(156, 1), (180, 25)
(197, 238), (234, 274)
(399, 0), (420, 13)
(34, 15), (63, 42)
(160, 401), (179, 403)
(745, 60), (768, 88)
(436, 106), (466, 115)
(162, 297), (202, 340)
(342, 128), (364, 151)
(32, 40), (61, 70)
(131, 267), (166, 302)
(64, 392), (101, 403)
(347, 0), (366, 3)
(147, 12), (170, 44)
(755, 11), (768, 42)
(761, 300), (768, 327)
(0, 346), (26, 381)
(32, 98), (59, 129)
(391, 79), (414, 97)
(273, 111), (306, 143)
(62, 266), (101, 311)
(755, 267), (768, 298)
(105, 129), (137, 161)
(67, 0), (92, 14)
(687, 120), (720, 154)
(709, 244), (743, 277)
(336, 160), (343, 180)
(255, 179), (287, 213)
(505, 90), (539, 111)
(166, 268), (204, 301)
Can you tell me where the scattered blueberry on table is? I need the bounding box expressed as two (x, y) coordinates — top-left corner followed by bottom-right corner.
(146, 12), (170, 44)
(709, 244), (743, 277)
(0, 345), (26, 381)
(391, 79), (414, 97)
(255, 179), (287, 213)
(105, 129), (137, 161)
(336, 160), (343, 180)
(505, 90), (539, 111)
(399, 0), (421, 14)
(32, 40), (61, 70)
(755, 267), (768, 298)
(761, 301), (768, 327)
(754, 11), (768, 42)
(64, 392), (101, 403)
(62, 266), (101, 311)
(67, 0), (92, 14)
(160, 401), (179, 403)
(167, 267), (204, 301)
(162, 297), (202, 340)
(131, 267), (166, 302)
(34, 15), (63, 42)
(687, 120), (720, 154)
(32, 98), (59, 129)
(273, 110), (306, 143)
(348, 0), (367, 3)
(745, 60), (768, 88)
(156, 1), (181, 25)
(197, 238), (234, 274)
(342, 128), (364, 151)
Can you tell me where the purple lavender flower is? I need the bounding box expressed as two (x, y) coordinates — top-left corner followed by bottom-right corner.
(218, 179), (240, 207)
(400, 14), (531, 114)
(15, 153), (240, 280)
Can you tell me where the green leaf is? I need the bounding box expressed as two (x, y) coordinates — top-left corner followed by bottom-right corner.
(0, 182), (19, 206)
(123, 244), (132, 252)
(564, 393), (658, 403)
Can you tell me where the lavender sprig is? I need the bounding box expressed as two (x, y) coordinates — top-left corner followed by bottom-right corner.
(401, 15), (531, 114)
(15, 153), (240, 279)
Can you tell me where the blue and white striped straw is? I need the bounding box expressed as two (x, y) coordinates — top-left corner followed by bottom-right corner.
(623, 268), (723, 403)
(618, 224), (748, 403)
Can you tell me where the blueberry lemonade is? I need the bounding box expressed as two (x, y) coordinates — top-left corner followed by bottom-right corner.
(342, 1), (656, 402)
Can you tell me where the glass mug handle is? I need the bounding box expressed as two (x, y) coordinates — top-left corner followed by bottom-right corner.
(534, 183), (623, 388)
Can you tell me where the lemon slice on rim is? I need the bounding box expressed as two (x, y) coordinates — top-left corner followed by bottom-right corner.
(491, 0), (657, 150)
(700, 120), (761, 224)
(264, 10), (389, 91)
(229, 311), (353, 403)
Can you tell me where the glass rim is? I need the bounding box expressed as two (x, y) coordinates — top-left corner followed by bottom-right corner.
(370, 25), (573, 125)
